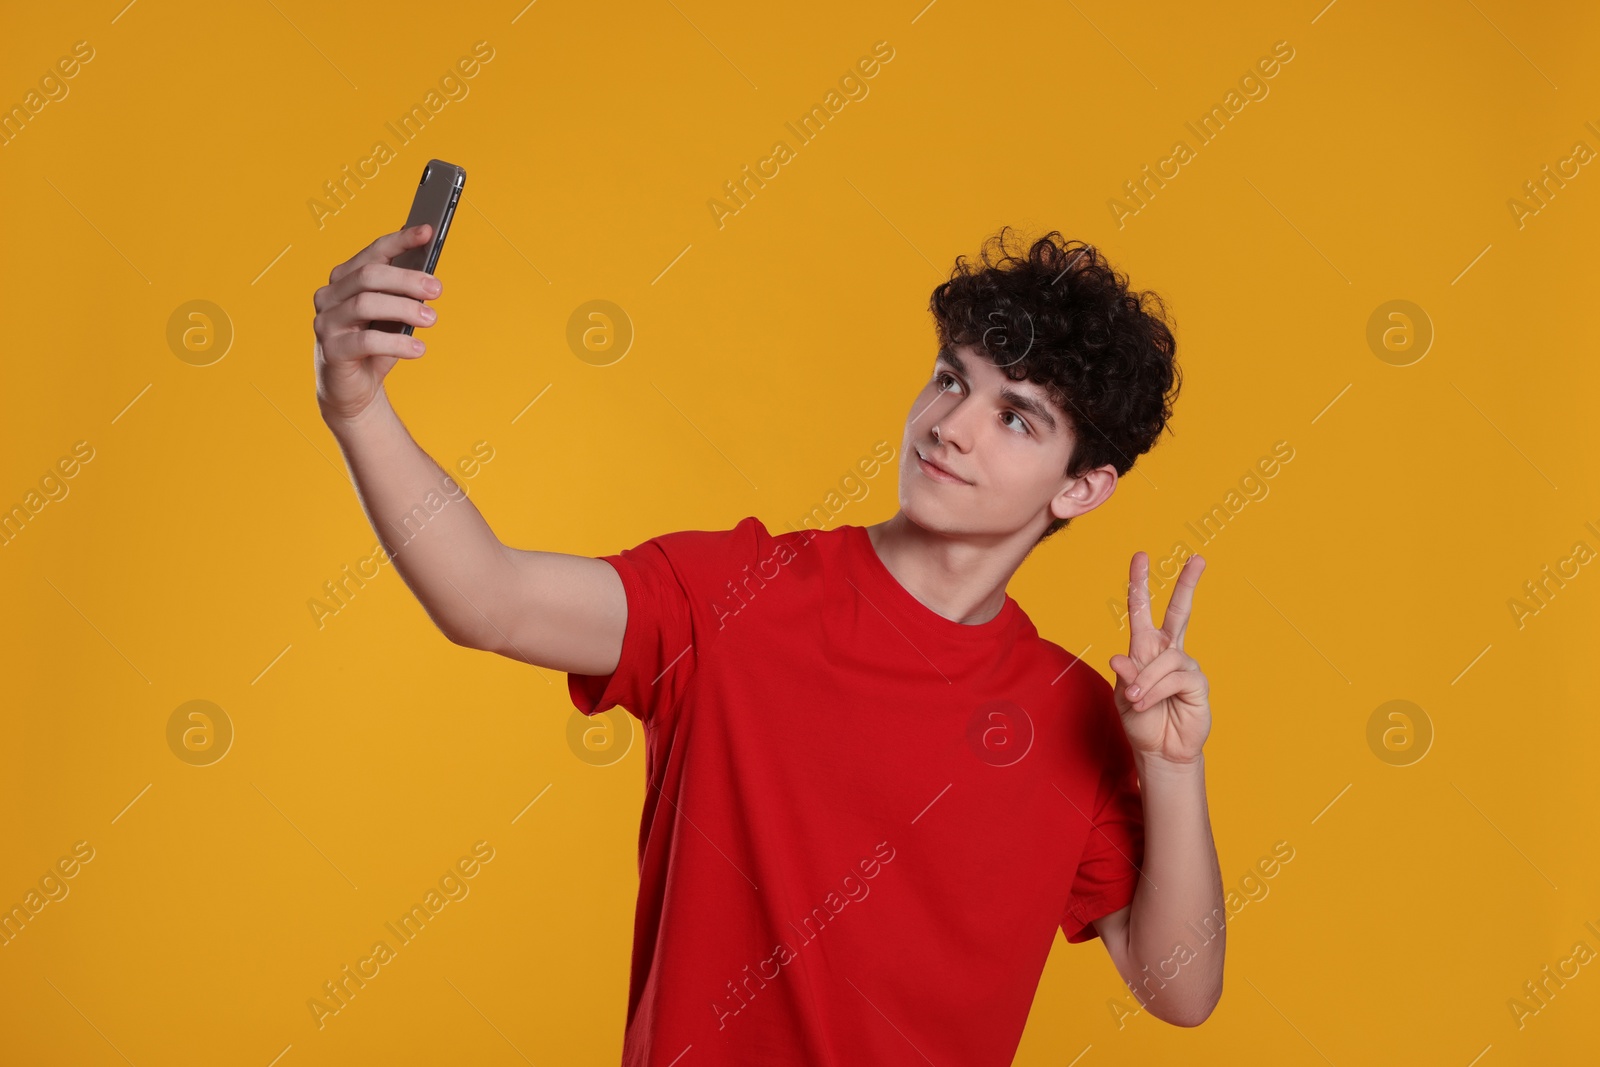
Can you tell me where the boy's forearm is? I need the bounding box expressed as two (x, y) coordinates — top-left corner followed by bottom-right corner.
(323, 390), (511, 647)
(1124, 753), (1226, 1025)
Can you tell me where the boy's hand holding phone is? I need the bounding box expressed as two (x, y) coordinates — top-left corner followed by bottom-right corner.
(312, 224), (442, 428)
(313, 158), (464, 430)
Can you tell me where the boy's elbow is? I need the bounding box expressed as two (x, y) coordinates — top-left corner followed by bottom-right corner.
(1155, 991), (1221, 1027)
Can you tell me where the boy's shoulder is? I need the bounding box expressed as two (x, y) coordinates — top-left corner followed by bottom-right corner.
(1026, 628), (1115, 702)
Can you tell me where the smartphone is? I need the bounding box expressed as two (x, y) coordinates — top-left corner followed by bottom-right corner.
(375, 159), (466, 336)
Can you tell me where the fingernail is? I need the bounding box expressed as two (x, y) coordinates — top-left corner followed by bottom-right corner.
(1127, 685), (1141, 698)
(426, 279), (442, 295)
(411, 338), (425, 354)
(420, 306), (436, 323)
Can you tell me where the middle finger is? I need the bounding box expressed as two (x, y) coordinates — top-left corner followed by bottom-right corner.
(321, 261), (441, 313)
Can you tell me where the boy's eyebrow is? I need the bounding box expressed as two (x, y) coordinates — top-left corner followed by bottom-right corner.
(936, 346), (1060, 435)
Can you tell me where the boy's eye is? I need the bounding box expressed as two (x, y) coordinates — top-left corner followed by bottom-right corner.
(933, 373), (1031, 435)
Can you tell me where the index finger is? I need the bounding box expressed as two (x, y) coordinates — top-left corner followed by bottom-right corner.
(1127, 551), (1155, 635)
(329, 224), (432, 286)
(1160, 554), (1206, 648)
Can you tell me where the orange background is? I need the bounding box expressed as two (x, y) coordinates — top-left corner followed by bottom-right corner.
(2, 0), (1597, 1063)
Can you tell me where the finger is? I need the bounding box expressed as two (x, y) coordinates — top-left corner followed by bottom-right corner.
(329, 224), (433, 287)
(1128, 669), (1205, 712)
(322, 328), (427, 364)
(1126, 646), (1190, 701)
(1108, 654), (1139, 686)
(322, 290), (437, 335)
(1127, 551), (1155, 636)
(320, 259), (442, 313)
(1161, 554), (1206, 649)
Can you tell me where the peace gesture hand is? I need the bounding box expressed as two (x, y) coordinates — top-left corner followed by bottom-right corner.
(1108, 552), (1211, 766)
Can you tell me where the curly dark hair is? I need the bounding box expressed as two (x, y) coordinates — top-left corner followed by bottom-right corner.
(928, 228), (1181, 543)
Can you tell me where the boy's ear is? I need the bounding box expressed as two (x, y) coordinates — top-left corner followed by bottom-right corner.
(1050, 464), (1118, 522)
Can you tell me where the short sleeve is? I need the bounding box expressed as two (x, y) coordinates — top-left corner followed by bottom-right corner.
(566, 516), (766, 727)
(1061, 677), (1146, 944)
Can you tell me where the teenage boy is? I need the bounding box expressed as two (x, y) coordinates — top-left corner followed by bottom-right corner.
(312, 224), (1223, 1065)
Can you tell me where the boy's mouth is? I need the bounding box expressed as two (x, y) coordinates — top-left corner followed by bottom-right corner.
(916, 449), (971, 485)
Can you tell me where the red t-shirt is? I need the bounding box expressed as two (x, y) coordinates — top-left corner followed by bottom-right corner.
(567, 516), (1145, 1066)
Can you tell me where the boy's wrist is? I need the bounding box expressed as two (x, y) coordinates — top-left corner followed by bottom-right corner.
(1134, 750), (1206, 785)
(321, 391), (397, 446)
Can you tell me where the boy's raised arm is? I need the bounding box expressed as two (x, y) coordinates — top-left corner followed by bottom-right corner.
(313, 224), (626, 676)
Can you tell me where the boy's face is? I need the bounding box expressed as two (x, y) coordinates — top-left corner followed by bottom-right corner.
(897, 343), (1111, 539)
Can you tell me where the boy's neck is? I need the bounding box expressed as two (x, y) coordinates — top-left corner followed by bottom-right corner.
(864, 512), (1033, 626)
